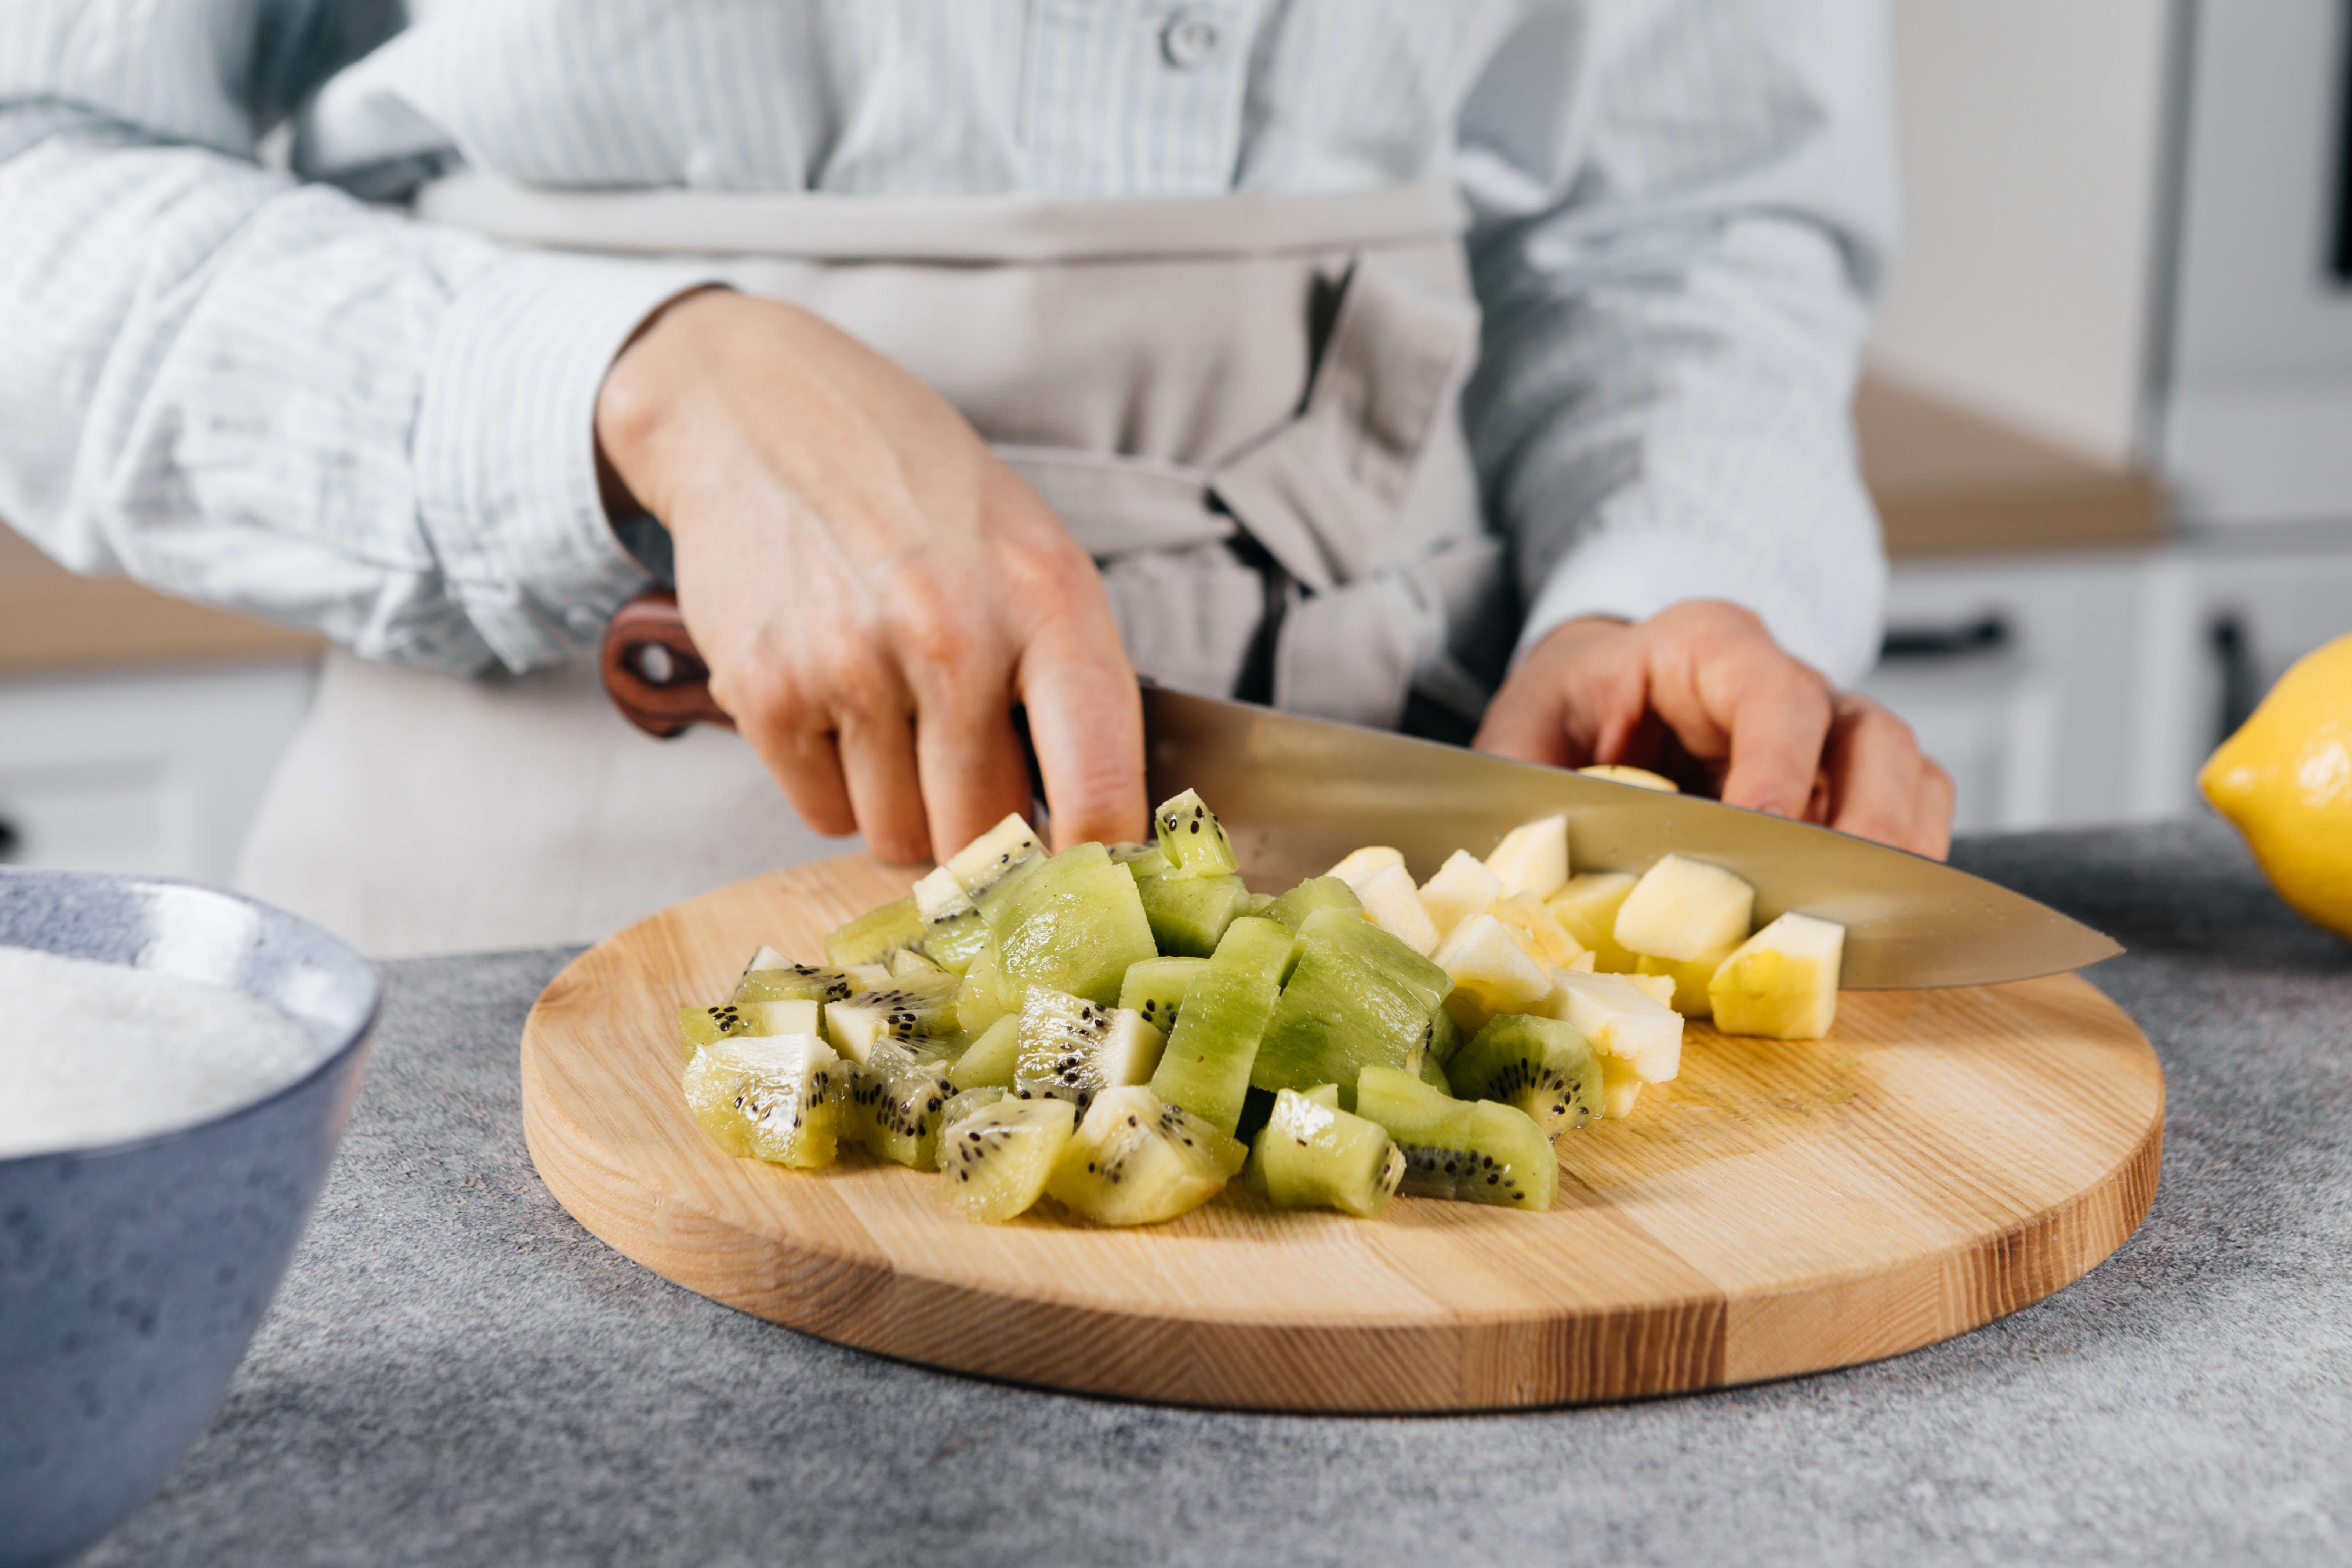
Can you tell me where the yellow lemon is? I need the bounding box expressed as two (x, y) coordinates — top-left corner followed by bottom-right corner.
(2199, 632), (2352, 939)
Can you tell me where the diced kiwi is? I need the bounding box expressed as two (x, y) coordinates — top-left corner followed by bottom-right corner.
(823, 971), (962, 1062)
(1249, 1088), (1403, 1218)
(1136, 871), (1249, 958)
(939, 1093), (1075, 1223)
(1109, 841), (1173, 878)
(1354, 1064), (1556, 1209)
(1045, 1086), (1246, 1227)
(1239, 892), (1277, 917)
(1447, 1013), (1603, 1140)
(1013, 986), (1166, 1108)
(980, 843), (1158, 1007)
(940, 1085), (1006, 1130)
(737, 945), (791, 983)
(843, 1041), (957, 1168)
(1117, 955), (1209, 1034)
(1417, 1050), (1453, 1096)
(947, 813), (1046, 898)
(678, 999), (819, 1059)
(1263, 875), (1362, 932)
(1151, 788), (1241, 879)
(912, 865), (989, 975)
(957, 942), (1020, 1035)
(824, 896), (925, 967)
(890, 948), (946, 978)
(1147, 915), (1292, 1136)
(683, 1033), (845, 1168)
(948, 1015), (1022, 1091)
(1249, 906), (1452, 1097)
(732, 963), (857, 1007)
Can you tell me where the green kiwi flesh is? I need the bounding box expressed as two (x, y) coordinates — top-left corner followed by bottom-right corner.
(683, 1033), (845, 1168)
(844, 1041), (957, 1168)
(1147, 915), (1292, 1136)
(1012, 986), (1166, 1107)
(980, 843), (1158, 1006)
(1353, 1065), (1556, 1209)
(1263, 876), (1363, 932)
(678, 1000), (820, 1059)
(939, 1093), (1076, 1223)
(1116, 955), (1209, 1033)
(822, 970), (962, 1062)
(731, 963), (857, 1006)
(1135, 871), (1249, 957)
(947, 1014), (1022, 1091)
(945, 813), (1046, 896)
(1448, 1013), (1604, 1139)
(957, 942), (1020, 1035)
(1045, 1086), (1246, 1226)
(824, 896), (925, 967)
(1249, 905), (1452, 1099)
(1151, 788), (1241, 879)
(1250, 1088), (1404, 1218)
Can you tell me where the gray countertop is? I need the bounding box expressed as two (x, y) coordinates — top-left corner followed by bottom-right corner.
(87, 820), (2352, 1567)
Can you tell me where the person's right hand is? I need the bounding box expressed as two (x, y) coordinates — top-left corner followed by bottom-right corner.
(594, 288), (1144, 865)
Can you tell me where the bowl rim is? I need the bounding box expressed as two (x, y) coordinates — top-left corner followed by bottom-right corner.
(0, 866), (384, 1168)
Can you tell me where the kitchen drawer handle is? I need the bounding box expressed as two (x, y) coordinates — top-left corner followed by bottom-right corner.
(1880, 614), (2010, 660)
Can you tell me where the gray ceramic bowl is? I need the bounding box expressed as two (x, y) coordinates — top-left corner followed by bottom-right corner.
(0, 869), (379, 1568)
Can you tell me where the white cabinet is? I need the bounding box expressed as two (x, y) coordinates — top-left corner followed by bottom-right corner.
(0, 661), (316, 885)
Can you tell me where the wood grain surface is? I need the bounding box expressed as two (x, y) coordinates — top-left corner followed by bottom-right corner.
(520, 854), (2163, 1412)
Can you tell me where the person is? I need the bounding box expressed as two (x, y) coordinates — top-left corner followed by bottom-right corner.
(0, 1), (1951, 955)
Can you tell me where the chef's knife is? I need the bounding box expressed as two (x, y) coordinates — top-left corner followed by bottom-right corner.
(602, 591), (2120, 989)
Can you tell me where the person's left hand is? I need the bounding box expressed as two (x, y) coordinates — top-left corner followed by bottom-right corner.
(1474, 600), (1955, 859)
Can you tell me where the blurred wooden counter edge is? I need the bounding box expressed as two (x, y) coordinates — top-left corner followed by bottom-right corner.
(0, 374), (2163, 677)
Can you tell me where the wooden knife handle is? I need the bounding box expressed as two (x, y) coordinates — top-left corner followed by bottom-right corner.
(600, 590), (734, 738)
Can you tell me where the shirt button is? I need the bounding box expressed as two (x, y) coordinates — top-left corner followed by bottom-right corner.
(1161, 6), (1226, 70)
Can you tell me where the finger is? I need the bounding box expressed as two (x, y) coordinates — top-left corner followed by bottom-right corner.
(1473, 619), (1643, 768)
(834, 695), (931, 864)
(1015, 610), (1146, 850)
(1914, 759), (1956, 861)
(1471, 674), (1583, 767)
(1822, 696), (1939, 854)
(745, 722), (859, 840)
(911, 675), (1036, 863)
(1708, 662), (1833, 819)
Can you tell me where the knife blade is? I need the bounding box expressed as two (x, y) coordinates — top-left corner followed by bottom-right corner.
(1142, 687), (2120, 990)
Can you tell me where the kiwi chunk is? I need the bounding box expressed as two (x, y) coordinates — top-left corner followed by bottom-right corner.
(1263, 875), (1363, 932)
(939, 1093), (1076, 1223)
(1013, 986), (1166, 1108)
(1249, 905), (1452, 1098)
(1354, 1065), (1556, 1209)
(1148, 915), (1292, 1136)
(948, 1014), (1021, 1092)
(1136, 871), (1249, 958)
(1117, 955), (1209, 1034)
(1448, 1013), (1603, 1140)
(678, 999), (820, 1059)
(946, 813), (1046, 899)
(843, 1041), (957, 1169)
(683, 1033), (845, 1168)
(1250, 1089), (1404, 1218)
(823, 970), (962, 1063)
(1109, 841), (1173, 878)
(731, 963), (857, 1007)
(1151, 788), (1241, 879)
(1045, 1086), (1246, 1227)
(957, 942), (1020, 1035)
(824, 896), (925, 967)
(981, 843), (1158, 1007)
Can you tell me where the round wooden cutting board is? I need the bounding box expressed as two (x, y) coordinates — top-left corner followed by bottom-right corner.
(520, 855), (2163, 1413)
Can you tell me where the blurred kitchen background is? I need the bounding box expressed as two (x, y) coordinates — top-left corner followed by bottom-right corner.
(6, 0), (2352, 880)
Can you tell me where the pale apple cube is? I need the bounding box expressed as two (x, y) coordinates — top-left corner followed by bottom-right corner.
(1708, 912), (1845, 1040)
(1544, 872), (1640, 972)
(1598, 1053), (1645, 1118)
(1614, 854), (1755, 963)
(1326, 845), (1406, 892)
(1483, 814), (1568, 901)
(1355, 863), (1441, 955)
(1419, 850), (1504, 940)
(1433, 913), (1553, 1033)
(1636, 942), (1736, 1019)
(1547, 969), (1683, 1083)
(1489, 893), (1590, 970)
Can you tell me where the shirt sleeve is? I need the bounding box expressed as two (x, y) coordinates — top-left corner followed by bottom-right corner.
(1455, 0), (1899, 688)
(0, 5), (720, 675)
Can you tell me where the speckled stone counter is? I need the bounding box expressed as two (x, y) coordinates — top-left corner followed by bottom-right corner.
(84, 820), (2352, 1566)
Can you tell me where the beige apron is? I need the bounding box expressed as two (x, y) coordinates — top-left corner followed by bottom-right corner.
(236, 178), (1507, 956)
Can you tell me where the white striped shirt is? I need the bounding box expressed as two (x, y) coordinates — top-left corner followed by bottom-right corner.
(0, 0), (1896, 686)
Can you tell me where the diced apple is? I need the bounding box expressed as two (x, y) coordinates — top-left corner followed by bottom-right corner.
(1625, 971), (1677, 1008)
(1545, 970), (1683, 1083)
(1433, 913), (1553, 1033)
(1326, 846), (1406, 891)
(1636, 944), (1735, 1019)
(1614, 854), (1754, 963)
(1598, 1053), (1645, 1118)
(1354, 863), (1441, 956)
(1545, 873), (1640, 972)
(1488, 893), (1590, 970)
(1419, 850), (1504, 940)
(1483, 815), (1568, 901)
(1709, 912), (1845, 1040)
